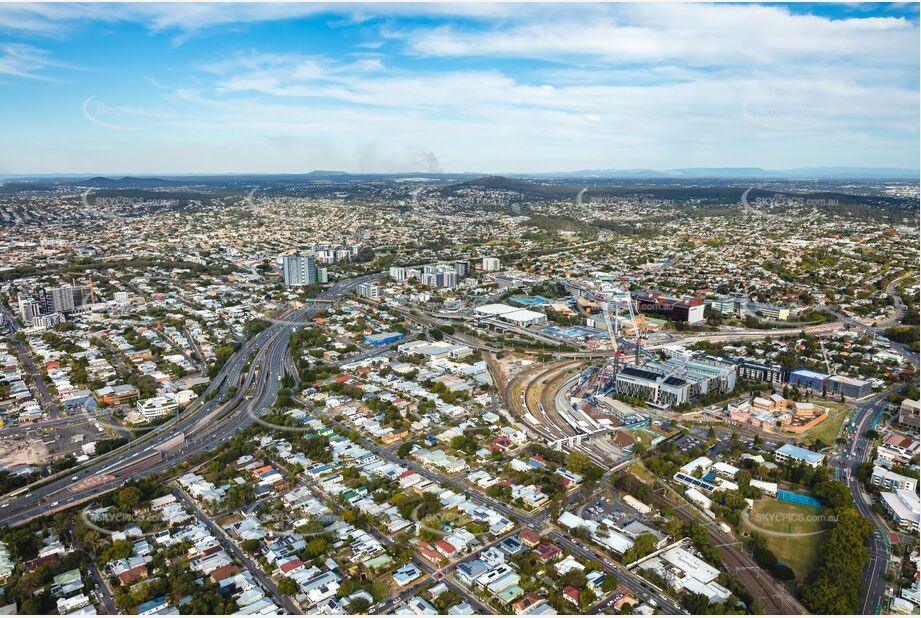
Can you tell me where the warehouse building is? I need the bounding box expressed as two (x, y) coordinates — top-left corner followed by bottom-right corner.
(501, 308), (548, 327)
(364, 332), (405, 346)
(473, 303), (547, 327)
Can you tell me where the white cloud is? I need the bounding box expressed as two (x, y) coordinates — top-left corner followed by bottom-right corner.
(0, 43), (62, 79)
(400, 3), (918, 72)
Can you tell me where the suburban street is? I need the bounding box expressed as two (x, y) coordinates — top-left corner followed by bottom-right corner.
(0, 273), (383, 528)
(173, 487), (301, 615)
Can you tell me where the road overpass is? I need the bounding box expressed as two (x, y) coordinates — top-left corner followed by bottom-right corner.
(0, 272), (382, 528)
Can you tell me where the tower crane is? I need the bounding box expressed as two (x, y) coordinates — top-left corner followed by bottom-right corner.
(594, 286), (645, 395)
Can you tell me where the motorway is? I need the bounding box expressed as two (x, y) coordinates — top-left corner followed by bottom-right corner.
(0, 272), (382, 528)
(820, 304), (920, 368)
(833, 390), (899, 615)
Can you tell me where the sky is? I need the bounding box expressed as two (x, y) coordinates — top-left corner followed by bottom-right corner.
(0, 2), (918, 175)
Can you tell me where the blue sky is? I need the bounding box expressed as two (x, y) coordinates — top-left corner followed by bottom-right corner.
(0, 2), (918, 174)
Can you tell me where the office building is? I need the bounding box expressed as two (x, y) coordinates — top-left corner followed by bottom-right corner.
(632, 291), (705, 324)
(773, 444), (824, 468)
(136, 394), (181, 420)
(615, 366), (691, 408)
(18, 296), (41, 326)
(747, 302), (790, 321)
(737, 360), (789, 384)
(313, 244), (359, 264)
(41, 285), (77, 314)
(709, 296), (747, 316)
(612, 355), (736, 408)
(482, 257), (501, 272)
(879, 489), (920, 532)
(789, 368), (829, 392)
(31, 313), (65, 330)
(356, 283), (381, 299)
(419, 265), (458, 289)
(899, 399), (920, 430)
(282, 254), (317, 287)
(827, 375), (872, 399)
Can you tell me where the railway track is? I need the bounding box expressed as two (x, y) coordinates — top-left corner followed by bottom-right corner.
(647, 478), (808, 614)
(506, 361), (579, 441)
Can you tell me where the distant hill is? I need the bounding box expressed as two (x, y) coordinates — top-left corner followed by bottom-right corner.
(2, 166), (916, 186)
(76, 176), (192, 188)
(532, 167), (919, 180)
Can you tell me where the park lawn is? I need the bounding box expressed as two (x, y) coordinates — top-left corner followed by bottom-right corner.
(797, 399), (851, 447)
(746, 497), (831, 584)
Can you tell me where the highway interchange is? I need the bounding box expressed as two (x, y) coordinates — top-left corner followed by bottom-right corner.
(0, 266), (915, 616)
(0, 272), (382, 528)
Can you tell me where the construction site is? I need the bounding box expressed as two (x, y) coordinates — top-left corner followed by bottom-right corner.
(498, 283), (677, 469)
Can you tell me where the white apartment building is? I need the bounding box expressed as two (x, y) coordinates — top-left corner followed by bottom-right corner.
(871, 466), (918, 493)
(136, 394), (180, 420)
(482, 257), (501, 272)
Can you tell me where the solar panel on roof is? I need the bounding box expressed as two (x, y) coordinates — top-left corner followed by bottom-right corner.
(620, 367), (662, 381)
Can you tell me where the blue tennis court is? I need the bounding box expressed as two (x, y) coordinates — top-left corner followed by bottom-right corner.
(776, 490), (823, 509)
